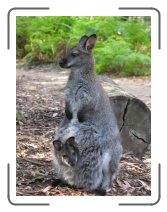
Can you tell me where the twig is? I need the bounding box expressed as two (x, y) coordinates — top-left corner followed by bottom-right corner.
(22, 157), (51, 166)
(123, 162), (146, 171)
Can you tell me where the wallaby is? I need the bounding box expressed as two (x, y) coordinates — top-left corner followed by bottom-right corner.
(53, 34), (122, 194)
(54, 34), (120, 142)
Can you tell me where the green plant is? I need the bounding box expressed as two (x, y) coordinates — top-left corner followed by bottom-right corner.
(16, 16), (151, 76)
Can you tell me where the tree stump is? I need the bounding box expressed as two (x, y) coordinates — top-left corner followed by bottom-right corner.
(100, 76), (151, 155)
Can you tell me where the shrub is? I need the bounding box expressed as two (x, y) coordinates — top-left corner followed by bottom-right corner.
(16, 16), (151, 76)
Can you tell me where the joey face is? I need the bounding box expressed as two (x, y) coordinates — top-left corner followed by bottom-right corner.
(53, 137), (79, 167)
(59, 34), (97, 69)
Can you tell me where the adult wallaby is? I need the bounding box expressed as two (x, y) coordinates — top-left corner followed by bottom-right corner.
(54, 34), (120, 139)
(53, 34), (122, 194)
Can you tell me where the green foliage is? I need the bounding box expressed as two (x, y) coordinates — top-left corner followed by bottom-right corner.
(16, 16), (151, 76)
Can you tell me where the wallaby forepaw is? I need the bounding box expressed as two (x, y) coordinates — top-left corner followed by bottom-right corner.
(106, 188), (111, 193)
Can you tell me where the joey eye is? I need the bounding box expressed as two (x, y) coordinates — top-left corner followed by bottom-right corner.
(62, 155), (68, 159)
(71, 151), (76, 156)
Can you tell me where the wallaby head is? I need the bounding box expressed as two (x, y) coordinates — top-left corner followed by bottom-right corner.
(53, 137), (79, 167)
(59, 34), (97, 69)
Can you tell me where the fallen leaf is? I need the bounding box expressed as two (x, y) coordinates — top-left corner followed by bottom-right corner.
(42, 185), (53, 195)
(116, 179), (131, 190)
(123, 180), (131, 189)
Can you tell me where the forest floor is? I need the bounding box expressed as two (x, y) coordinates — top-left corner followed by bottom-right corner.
(16, 65), (151, 196)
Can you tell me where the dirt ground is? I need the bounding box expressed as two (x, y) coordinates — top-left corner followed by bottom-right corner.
(16, 65), (151, 196)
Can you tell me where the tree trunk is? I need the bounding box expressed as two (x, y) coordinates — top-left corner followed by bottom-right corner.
(100, 76), (151, 155)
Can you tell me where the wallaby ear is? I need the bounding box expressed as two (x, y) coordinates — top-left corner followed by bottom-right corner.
(53, 140), (62, 151)
(85, 34), (97, 50)
(79, 35), (89, 47)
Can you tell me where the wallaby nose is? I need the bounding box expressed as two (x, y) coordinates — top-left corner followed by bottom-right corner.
(59, 58), (66, 68)
(59, 60), (63, 67)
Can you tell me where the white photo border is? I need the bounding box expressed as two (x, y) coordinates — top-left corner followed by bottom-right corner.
(4, 1), (161, 209)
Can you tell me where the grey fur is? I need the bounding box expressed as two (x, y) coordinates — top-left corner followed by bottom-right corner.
(53, 34), (122, 193)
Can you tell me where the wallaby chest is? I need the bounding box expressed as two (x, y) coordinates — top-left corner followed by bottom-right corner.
(65, 70), (98, 114)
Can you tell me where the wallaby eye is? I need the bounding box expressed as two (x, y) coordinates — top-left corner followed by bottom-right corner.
(71, 51), (79, 57)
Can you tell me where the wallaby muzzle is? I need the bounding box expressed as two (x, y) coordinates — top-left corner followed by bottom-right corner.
(59, 58), (70, 68)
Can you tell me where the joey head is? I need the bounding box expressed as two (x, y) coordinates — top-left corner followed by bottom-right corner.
(53, 137), (79, 167)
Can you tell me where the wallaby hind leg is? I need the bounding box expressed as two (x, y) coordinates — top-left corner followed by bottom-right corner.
(101, 165), (113, 192)
(108, 145), (122, 190)
(99, 152), (112, 193)
(95, 164), (113, 196)
(100, 145), (122, 194)
(100, 162), (119, 195)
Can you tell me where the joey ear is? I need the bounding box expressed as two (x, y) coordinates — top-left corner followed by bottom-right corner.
(66, 137), (79, 155)
(85, 34), (97, 50)
(66, 136), (76, 147)
(53, 140), (62, 151)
